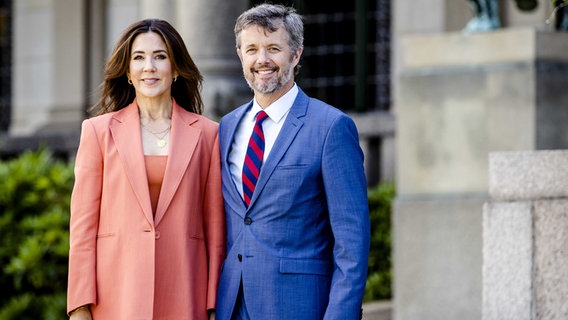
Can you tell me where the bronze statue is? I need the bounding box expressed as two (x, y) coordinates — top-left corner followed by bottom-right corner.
(463, 0), (500, 32)
(464, 0), (544, 32)
(550, 0), (568, 30)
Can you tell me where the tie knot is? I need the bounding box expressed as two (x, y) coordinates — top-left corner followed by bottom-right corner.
(255, 111), (268, 124)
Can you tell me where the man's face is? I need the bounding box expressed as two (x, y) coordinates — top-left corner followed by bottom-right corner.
(237, 25), (302, 97)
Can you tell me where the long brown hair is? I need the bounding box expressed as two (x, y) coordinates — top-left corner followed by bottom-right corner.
(90, 19), (203, 116)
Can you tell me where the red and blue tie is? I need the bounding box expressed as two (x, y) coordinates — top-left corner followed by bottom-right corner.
(242, 111), (269, 207)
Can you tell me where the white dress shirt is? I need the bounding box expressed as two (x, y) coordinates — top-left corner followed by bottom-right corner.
(229, 84), (299, 199)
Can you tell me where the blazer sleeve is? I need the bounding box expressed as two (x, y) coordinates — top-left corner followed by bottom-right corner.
(67, 119), (103, 314)
(204, 131), (227, 311)
(321, 114), (370, 320)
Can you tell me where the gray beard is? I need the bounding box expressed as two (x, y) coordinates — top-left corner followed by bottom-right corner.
(246, 66), (294, 94)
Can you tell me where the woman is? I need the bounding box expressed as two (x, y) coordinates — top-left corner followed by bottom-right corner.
(67, 19), (225, 320)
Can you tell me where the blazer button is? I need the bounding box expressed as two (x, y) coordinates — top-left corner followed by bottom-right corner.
(155, 231), (161, 239)
(244, 217), (252, 225)
(238, 254), (242, 262)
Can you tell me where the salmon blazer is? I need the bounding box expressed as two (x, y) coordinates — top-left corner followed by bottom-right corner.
(67, 100), (226, 319)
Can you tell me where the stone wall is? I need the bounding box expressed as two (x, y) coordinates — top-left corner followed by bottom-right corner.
(484, 150), (568, 319)
(394, 28), (568, 320)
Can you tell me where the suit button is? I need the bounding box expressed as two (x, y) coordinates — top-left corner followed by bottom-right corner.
(155, 231), (161, 239)
(238, 254), (242, 262)
(244, 217), (252, 225)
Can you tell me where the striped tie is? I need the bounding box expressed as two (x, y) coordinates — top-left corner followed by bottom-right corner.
(242, 111), (268, 207)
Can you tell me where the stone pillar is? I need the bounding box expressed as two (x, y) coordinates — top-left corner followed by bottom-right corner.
(394, 28), (568, 320)
(140, 0), (174, 20)
(105, 0), (138, 50)
(176, 0), (250, 118)
(484, 150), (568, 319)
(102, 0), (251, 119)
(12, 0), (86, 136)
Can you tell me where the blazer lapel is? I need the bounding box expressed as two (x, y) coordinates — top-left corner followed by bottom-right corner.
(154, 101), (200, 225)
(221, 101), (253, 214)
(110, 101), (154, 226)
(248, 90), (309, 209)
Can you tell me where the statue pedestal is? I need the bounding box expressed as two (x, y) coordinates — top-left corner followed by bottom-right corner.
(485, 150), (568, 320)
(394, 28), (568, 320)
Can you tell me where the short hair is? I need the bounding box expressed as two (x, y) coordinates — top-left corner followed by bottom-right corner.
(91, 19), (203, 116)
(234, 3), (304, 54)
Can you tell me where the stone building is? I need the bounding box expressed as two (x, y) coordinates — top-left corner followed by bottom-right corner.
(394, 1), (568, 320)
(3, 0), (568, 319)
(0, 2), (392, 319)
(0, 0), (394, 190)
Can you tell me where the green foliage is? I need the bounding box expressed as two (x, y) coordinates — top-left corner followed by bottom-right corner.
(0, 149), (73, 319)
(364, 182), (395, 302)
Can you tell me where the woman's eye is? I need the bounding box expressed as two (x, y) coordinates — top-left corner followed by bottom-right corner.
(155, 54), (167, 60)
(133, 55), (144, 60)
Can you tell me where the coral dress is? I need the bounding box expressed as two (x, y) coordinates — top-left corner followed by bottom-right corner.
(144, 155), (172, 318)
(145, 156), (167, 217)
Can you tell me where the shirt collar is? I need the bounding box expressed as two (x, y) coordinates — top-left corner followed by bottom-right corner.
(250, 83), (298, 124)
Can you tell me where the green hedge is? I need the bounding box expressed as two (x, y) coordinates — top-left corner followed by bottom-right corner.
(0, 149), (73, 319)
(364, 182), (395, 302)
(0, 150), (394, 318)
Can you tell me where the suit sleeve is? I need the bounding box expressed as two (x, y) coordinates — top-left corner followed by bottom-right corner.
(204, 130), (227, 311)
(321, 114), (370, 320)
(67, 119), (103, 314)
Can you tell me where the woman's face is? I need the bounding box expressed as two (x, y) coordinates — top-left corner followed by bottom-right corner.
(127, 32), (177, 102)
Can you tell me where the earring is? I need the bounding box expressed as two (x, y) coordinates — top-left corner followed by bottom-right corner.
(173, 76), (177, 82)
(128, 78), (133, 85)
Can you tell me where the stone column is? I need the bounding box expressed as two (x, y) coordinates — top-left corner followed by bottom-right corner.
(394, 29), (568, 320)
(484, 150), (568, 319)
(11, 0), (85, 136)
(140, 0), (174, 20)
(176, 0), (250, 118)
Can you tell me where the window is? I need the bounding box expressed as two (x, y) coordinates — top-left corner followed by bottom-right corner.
(249, 0), (391, 112)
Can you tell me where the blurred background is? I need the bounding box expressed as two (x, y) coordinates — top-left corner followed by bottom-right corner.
(1, 0), (568, 319)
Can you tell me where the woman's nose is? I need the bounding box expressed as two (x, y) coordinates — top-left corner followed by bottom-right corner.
(144, 58), (156, 71)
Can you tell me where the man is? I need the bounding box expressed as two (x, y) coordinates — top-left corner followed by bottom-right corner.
(216, 4), (370, 320)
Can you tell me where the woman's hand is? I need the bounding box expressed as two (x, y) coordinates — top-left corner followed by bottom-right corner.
(69, 306), (92, 320)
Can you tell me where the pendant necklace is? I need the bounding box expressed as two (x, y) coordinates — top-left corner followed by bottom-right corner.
(142, 124), (171, 148)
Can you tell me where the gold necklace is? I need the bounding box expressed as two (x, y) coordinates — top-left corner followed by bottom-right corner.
(142, 124), (171, 148)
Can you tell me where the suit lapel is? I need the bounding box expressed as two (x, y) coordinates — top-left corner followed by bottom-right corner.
(110, 101), (154, 225)
(154, 102), (200, 225)
(248, 90), (309, 209)
(221, 101), (253, 214)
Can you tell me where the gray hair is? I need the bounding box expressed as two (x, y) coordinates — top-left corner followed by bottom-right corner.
(234, 3), (304, 54)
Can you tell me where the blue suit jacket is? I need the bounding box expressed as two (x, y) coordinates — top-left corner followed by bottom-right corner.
(216, 88), (370, 320)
